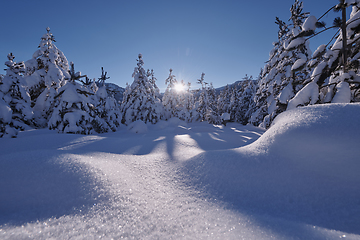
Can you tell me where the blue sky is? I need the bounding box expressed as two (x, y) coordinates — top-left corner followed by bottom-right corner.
(1, 0), (340, 92)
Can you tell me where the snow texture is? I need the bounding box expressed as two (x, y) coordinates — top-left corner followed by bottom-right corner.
(1, 104), (360, 239)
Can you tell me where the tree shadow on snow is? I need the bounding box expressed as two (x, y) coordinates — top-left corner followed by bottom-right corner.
(58, 123), (265, 159)
(186, 123), (264, 152)
(0, 150), (108, 226)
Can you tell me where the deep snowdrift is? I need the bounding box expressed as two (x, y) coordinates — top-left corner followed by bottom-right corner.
(181, 103), (360, 236)
(0, 103), (359, 239)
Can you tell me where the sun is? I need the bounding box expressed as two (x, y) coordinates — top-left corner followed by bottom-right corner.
(174, 83), (186, 92)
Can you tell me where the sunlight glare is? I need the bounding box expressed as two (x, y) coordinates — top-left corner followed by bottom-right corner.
(174, 83), (186, 92)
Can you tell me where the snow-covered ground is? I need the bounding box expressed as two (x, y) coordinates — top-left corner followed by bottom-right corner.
(1, 103), (360, 239)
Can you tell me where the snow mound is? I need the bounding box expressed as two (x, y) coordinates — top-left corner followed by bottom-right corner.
(1, 105), (359, 239)
(167, 117), (187, 127)
(182, 103), (360, 235)
(0, 151), (107, 225)
(127, 120), (148, 134)
(249, 103), (359, 156)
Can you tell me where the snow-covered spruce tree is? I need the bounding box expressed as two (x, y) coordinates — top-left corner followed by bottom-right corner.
(92, 67), (121, 133)
(228, 85), (240, 122)
(120, 54), (163, 124)
(0, 53), (34, 132)
(235, 76), (257, 125)
(217, 84), (231, 117)
(177, 81), (196, 122)
(0, 92), (16, 138)
(162, 69), (180, 119)
(194, 73), (208, 122)
(25, 27), (70, 127)
(289, 1), (360, 109)
(206, 82), (221, 124)
(250, 0), (312, 128)
(147, 69), (161, 99)
(48, 63), (96, 134)
(194, 73), (221, 124)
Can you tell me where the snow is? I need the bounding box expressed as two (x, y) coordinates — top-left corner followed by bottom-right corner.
(278, 82), (294, 104)
(345, 0), (356, 5)
(332, 81), (351, 103)
(221, 112), (230, 121)
(0, 99), (12, 123)
(127, 120), (148, 134)
(285, 37), (305, 51)
(96, 86), (107, 99)
(347, 6), (360, 38)
(291, 58), (307, 71)
(302, 15), (317, 32)
(1, 104), (360, 239)
(311, 61), (327, 83)
(287, 81), (319, 110)
(312, 44), (326, 58)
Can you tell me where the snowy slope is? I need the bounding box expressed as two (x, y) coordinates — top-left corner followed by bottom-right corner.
(0, 104), (359, 239)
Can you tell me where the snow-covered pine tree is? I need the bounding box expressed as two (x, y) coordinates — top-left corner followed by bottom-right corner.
(250, 0), (312, 128)
(120, 54), (163, 124)
(25, 27), (71, 126)
(289, 1), (360, 109)
(162, 69), (179, 119)
(0, 53), (34, 131)
(48, 63), (96, 134)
